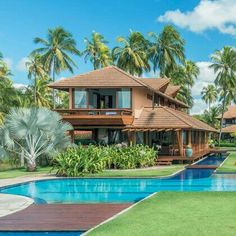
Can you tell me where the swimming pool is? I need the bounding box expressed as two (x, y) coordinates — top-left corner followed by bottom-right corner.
(1, 154), (235, 204)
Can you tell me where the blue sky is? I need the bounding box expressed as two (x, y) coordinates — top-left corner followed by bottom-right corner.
(0, 0), (235, 113)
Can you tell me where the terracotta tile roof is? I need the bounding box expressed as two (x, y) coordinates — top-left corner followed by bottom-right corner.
(220, 106), (236, 119)
(137, 78), (170, 92)
(221, 125), (236, 133)
(130, 106), (216, 132)
(165, 85), (181, 98)
(48, 66), (143, 88)
(49, 66), (188, 108)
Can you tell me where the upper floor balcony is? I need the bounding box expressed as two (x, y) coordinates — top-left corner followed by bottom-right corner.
(55, 108), (133, 126)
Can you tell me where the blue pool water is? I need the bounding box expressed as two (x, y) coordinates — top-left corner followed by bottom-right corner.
(0, 154), (235, 204)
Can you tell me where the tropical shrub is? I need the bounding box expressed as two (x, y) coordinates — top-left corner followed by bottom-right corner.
(53, 145), (106, 176)
(0, 108), (72, 171)
(53, 144), (157, 176)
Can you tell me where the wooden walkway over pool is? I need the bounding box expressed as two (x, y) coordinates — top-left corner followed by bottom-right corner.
(0, 203), (131, 231)
(157, 149), (228, 165)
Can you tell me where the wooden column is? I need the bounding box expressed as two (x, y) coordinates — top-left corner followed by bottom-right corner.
(128, 131), (136, 145)
(69, 88), (73, 109)
(177, 130), (184, 157)
(188, 130), (192, 146)
(69, 130), (75, 143)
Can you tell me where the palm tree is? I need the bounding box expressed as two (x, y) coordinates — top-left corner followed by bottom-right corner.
(112, 30), (150, 76)
(26, 54), (46, 104)
(83, 32), (112, 69)
(148, 25), (185, 77)
(32, 27), (80, 108)
(169, 65), (194, 108)
(28, 78), (52, 107)
(210, 46), (236, 144)
(203, 106), (220, 129)
(183, 60), (199, 88)
(201, 85), (218, 111)
(0, 108), (72, 171)
(0, 59), (12, 80)
(0, 58), (20, 124)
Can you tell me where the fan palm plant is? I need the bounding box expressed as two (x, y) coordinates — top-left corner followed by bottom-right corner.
(0, 108), (73, 171)
(83, 32), (112, 69)
(112, 31), (150, 76)
(32, 27), (80, 108)
(148, 25), (185, 77)
(201, 84), (218, 111)
(210, 46), (236, 144)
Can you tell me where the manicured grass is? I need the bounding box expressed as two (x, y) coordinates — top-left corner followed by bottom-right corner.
(217, 151), (236, 173)
(88, 192), (236, 236)
(0, 166), (55, 179)
(86, 165), (184, 177)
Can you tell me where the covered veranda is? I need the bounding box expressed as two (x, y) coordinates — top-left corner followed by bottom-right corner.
(122, 107), (217, 163)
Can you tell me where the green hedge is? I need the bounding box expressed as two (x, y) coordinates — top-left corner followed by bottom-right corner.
(53, 145), (157, 177)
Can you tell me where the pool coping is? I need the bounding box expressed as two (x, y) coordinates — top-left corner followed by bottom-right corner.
(0, 194), (34, 218)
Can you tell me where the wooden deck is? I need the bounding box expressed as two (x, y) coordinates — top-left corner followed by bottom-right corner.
(157, 149), (227, 165)
(185, 165), (218, 169)
(0, 203), (131, 231)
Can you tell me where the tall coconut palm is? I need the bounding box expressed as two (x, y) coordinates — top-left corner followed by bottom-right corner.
(201, 84), (218, 111)
(183, 60), (199, 88)
(169, 65), (194, 108)
(32, 27), (80, 108)
(0, 59), (12, 80)
(148, 25), (185, 77)
(210, 46), (236, 144)
(28, 77), (52, 107)
(0, 108), (72, 171)
(83, 32), (112, 69)
(112, 31), (150, 76)
(26, 54), (46, 104)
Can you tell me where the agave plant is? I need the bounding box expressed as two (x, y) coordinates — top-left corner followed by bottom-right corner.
(0, 108), (72, 171)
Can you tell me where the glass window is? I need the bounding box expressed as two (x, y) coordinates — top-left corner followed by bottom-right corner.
(118, 89), (131, 108)
(74, 89), (87, 108)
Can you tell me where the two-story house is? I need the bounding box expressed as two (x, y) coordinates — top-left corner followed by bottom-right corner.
(49, 66), (216, 157)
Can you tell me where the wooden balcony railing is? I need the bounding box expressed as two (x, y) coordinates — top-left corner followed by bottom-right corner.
(54, 109), (134, 126)
(54, 108), (133, 116)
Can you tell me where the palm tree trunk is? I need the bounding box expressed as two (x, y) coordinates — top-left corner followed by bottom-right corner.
(34, 75), (37, 105)
(219, 93), (226, 146)
(51, 58), (56, 109)
(27, 159), (36, 172)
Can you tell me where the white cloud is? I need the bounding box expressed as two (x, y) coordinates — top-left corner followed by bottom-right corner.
(3, 58), (13, 69)
(191, 98), (208, 114)
(158, 0), (236, 36)
(13, 83), (27, 90)
(16, 57), (29, 72)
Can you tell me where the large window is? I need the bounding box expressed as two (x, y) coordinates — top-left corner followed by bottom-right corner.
(118, 88), (131, 109)
(74, 89), (87, 108)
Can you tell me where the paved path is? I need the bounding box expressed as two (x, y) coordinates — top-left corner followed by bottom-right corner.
(0, 194), (33, 217)
(0, 204), (131, 231)
(0, 174), (57, 188)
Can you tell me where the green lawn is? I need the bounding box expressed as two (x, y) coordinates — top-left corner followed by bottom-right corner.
(88, 192), (236, 236)
(86, 165), (184, 177)
(0, 166), (54, 179)
(0, 165), (184, 179)
(217, 151), (236, 173)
